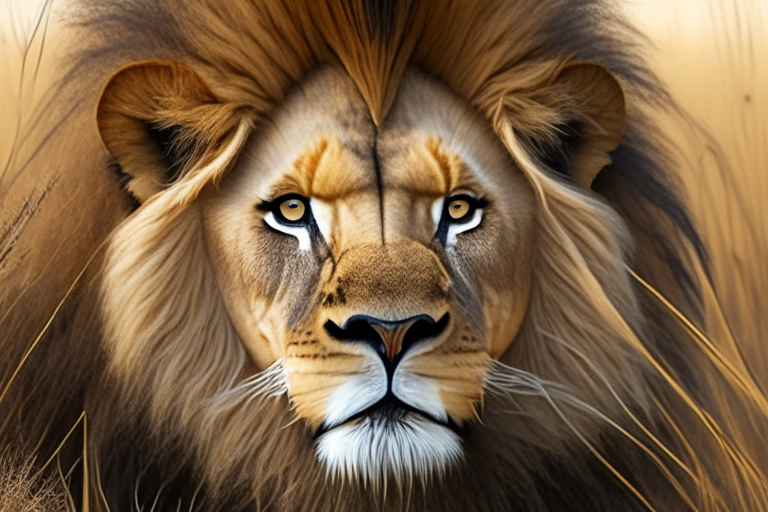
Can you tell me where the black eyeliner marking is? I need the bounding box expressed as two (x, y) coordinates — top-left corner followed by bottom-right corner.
(436, 195), (489, 246)
(258, 193), (311, 226)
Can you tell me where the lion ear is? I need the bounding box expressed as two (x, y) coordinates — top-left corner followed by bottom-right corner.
(531, 63), (626, 188)
(97, 61), (241, 203)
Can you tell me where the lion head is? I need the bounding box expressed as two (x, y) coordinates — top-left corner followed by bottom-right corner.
(94, 52), (648, 488)
(2, 0), (767, 511)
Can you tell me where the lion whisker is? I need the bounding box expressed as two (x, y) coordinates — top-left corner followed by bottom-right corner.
(486, 360), (660, 512)
(539, 331), (705, 511)
(148, 481), (168, 512)
(133, 469), (146, 512)
(210, 360), (288, 413)
(280, 415), (304, 431)
(187, 485), (202, 512)
(93, 452), (113, 512)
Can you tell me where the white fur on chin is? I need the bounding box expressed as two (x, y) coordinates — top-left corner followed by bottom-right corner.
(315, 411), (463, 485)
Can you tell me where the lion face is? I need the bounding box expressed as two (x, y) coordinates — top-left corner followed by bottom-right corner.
(97, 50), (633, 498)
(202, 66), (535, 479)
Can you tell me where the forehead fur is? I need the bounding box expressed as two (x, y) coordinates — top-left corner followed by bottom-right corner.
(229, 66), (519, 201)
(228, 66), (377, 202)
(74, 0), (645, 131)
(73, 0), (704, 283)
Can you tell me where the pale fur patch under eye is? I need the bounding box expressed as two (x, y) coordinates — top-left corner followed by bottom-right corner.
(446, 208), (483, 246)
(263, 210), (311, 250)
(431, 198), (445, 232)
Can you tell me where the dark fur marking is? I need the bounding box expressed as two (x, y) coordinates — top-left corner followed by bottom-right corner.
(146, 122), (189, 185)
(529, 120), (582, 179)
(107, 160), (140, 209)
(293, 353), (329, 359)
(363, 0), (399, 42)
(595, 137), (708, 312)
(372, 131), (386, 244)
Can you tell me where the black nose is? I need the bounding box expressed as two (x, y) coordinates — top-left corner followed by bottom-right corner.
(324, 313), (450, 363)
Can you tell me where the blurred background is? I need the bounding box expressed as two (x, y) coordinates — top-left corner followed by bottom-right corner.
(1, 0), (766, 377)
(629, 0), (768, 382)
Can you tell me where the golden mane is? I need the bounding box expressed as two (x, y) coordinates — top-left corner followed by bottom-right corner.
(1, 0), (766, 511)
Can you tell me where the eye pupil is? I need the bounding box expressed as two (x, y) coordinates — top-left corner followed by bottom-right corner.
(447, 199), (471, 220)
(279, 198), (306, 221)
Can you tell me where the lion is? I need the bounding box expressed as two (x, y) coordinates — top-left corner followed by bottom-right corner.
(1, 0), (767, 511)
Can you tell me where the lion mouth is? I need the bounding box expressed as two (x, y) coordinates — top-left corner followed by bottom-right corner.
(314, 393), (461, 439)
(313, 393), (465, 481)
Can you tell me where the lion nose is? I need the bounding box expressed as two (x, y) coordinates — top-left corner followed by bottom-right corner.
(324, 314), (450, 362)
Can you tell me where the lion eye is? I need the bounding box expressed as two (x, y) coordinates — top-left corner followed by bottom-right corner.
(433, 193), (488, 247)
(264, 194), (309, 225)
(279, 198), (306, 222)
(447, 199), (470, 220)
(443, 194), (486, 225)
(259, 194), (313, 250)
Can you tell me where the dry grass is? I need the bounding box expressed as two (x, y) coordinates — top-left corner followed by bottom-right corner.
(0, 451), (69, 512)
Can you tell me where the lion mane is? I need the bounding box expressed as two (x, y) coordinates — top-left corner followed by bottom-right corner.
(1, 0), (767, 511)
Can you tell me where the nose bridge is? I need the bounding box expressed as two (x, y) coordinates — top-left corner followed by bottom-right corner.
(381, 189), (442, 246)
(324, 240), (450, 320)
(324, 191), (383, 255)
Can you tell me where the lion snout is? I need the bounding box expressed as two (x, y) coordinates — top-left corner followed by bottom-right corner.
(318, 241), (451, 318)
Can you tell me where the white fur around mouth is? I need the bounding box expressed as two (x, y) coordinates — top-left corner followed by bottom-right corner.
(315, 410), (463, 485)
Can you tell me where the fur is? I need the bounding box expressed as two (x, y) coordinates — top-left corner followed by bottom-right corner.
(1, 1), (767, 511)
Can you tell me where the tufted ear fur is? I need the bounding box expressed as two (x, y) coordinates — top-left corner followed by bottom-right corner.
(97, 61), (245, 202)
(527, 63), (626, 188)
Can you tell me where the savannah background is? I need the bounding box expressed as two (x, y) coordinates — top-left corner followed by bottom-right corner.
(1, 0), (766, 435)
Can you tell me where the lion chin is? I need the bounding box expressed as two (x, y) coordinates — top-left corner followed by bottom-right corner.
(315, 404), (463, 483)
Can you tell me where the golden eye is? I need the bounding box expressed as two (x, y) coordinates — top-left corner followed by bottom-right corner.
(279, 198), (306, 222)
(447, 199), (471, 220)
